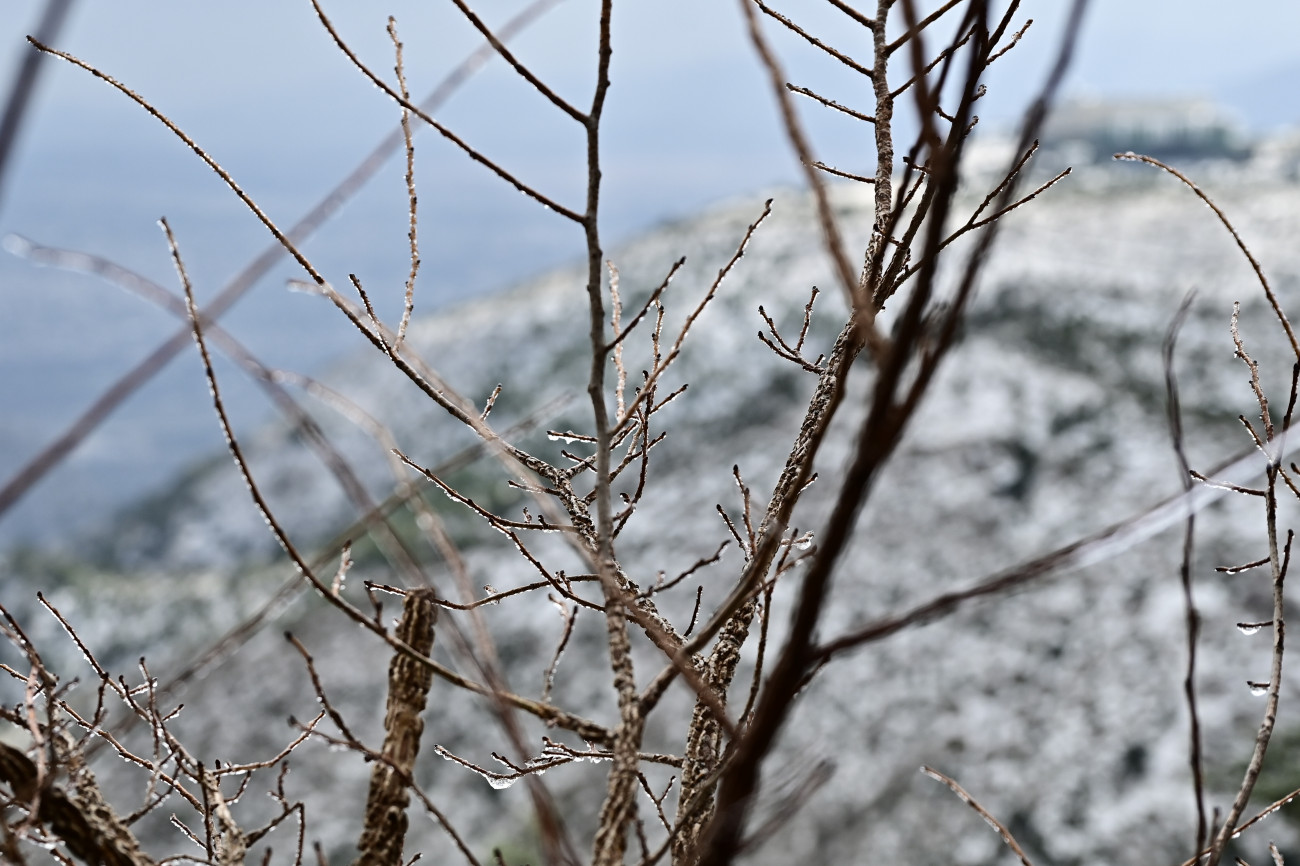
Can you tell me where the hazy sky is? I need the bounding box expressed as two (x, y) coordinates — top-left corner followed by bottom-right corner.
(1, 0), (1299, 546)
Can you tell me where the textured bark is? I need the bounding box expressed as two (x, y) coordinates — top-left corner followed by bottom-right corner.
(352, 589), (438, 866)
(590, 585), (645, 866)
(0, 741), (152, 866)
(673, 321), (861, 864)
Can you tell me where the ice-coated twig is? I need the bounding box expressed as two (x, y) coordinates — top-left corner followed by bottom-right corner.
(752, 0), (874, 78)
(309, 0), (582, 223)
(388, 16), (422, 348)
(921, 766), (1035, 866)
(614, 200), (777, 435)
(1117, 152), (1300, 361)
(786, 83), (875, 123)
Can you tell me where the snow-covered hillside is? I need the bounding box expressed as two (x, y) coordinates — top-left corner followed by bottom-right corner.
(8, 164), (1300, 865)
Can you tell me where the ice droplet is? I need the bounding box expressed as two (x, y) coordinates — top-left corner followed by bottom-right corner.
(547, 430), (594, 444)
(1237, 622), (1267, 636)
(1248, 680), (1271, 696)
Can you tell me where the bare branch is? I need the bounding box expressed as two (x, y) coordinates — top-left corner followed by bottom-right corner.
(167, 218), (611, 749)
(388, 17), (422, 348)
(786, 83), (875, 123)
(30, 39), (326, 286)
(987, 17), (1033, 65)
(921, 767), (1035, 866)
(309, 0), (583, 223)
(1164, 291), (1207, 853)
(810, 161), (876, 184)
(736, 3), (887, 356)
(752, 0), (875, 78)
(1117, 152), (1300, 362)
(445, 0), (587, 123)
(824, 0), (874, 29)
(353, 590), (438, 866)
(885, 0), (965, 55)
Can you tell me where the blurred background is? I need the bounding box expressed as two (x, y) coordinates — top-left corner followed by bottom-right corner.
(8, 5), (1300, 862)
(2, 0), (1300, 549)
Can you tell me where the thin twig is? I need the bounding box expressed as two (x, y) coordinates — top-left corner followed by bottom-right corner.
(445, 0), (586, 123)
(1165, 290), (1207, 853)
(885, 0), (965, 55)
(786, 84), (875, 123)
(811, 161), (876, 184)
(309, 0), (583, 223)
(737, 0), (887, 358)
(388, 17), (422, 348)
(921, 767), (1035, 866)
(167, 218), (611, 749)
(1116, 152), (1300, 361)
(752, 0), (875, 78)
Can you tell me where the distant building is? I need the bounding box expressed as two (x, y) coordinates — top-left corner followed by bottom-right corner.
(1041, 98), (1252, 164)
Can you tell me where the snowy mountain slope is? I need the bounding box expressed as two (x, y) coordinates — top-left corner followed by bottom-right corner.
(9, 167), (1300, 864)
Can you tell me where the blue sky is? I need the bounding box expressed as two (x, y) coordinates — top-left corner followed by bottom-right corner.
(1, 0), (1299, 546)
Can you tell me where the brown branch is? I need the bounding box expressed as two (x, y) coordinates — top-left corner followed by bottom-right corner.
(610, 261), (628, 419)
(445, 0), (586, 123)
(612, 200), (774, 436)
(577, 2), (645, 862)
(751, 0), (875, 78)
(888, 17), (976, 99)
(824, 0), (874, 29)
(388, 17), (422, 348)
(30, 39), (325, 286)
(921, 767), (1035, 866)
(987, 16), (1032, 64)
(1190, 469), (1265, 497)
(1232, 301), (1274, 439)
(642, 541), (730, 598)
(810, 161), (876, 184)
(785, 83), (875, 123)
(4, 235), (429, 581)
(1207, 502), (1291, 866)
(368, 575), (602, 612)
(1218, 556), (1271, 575)
(639, 321), (862, 716)
(307, 278), (572, 508)
(396, 450), (578, 535)
(1116, 152), (1300, 362)
(860, 0), (898, 303)
(309, 0), (583, 223)
(353, 590), (439, 866)
(1164, 291), (1207, 853)
(737, 2), (887, 358)
(812, 441), (1292, 665)
(542, 598), (579, 703)
(0, 742), (152, 866)
(696, 18), (1016, 856)
(167, 219), (612, 751)
(605, 257), (684, 353)
(885, 0), (965, 55)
